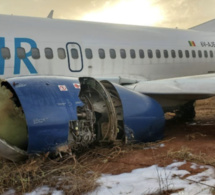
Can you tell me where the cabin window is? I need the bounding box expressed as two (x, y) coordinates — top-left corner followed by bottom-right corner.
(58, 48), (66, 59)
(164, 50), (168, 58)
(198, 50), (202, 58)
(192, 50), (196, 58)
(71, 48), (79, 59)
(171, 50), (176, 58)
(1, 47), (10, 59)
(210, 50), (213, 58)
(156, 50), (161, 58)
(45, 48), (53, 59)
(204, 50), (208, 58)
(32, 48), (40, 59)
(178, 50), (183, 58)
(98, 48), (105, 59)
(120, 49), (126, 59)
(139, 49), (144, 58)
(85, 48), (93, 59)
(185, 50), (190, 58)
(110, 49), (116, 59)
(130, 49), (136, 59)
(17, 47), (26, 59)
(148, 49), (153, 58)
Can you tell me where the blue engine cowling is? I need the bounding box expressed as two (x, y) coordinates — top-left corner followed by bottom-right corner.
(101, 81), (165, 142)
(0, 76), (165, 161)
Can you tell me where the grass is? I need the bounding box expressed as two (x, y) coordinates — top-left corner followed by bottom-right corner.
(1, 142), (215, 194)
(0, 140), (151, 194)
(0, 145), (127, 194)
(167, 146), (215, 166)
(0, 151), (98, 194)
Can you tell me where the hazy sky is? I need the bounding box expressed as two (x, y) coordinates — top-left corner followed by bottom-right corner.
(0, 0), (215, 29)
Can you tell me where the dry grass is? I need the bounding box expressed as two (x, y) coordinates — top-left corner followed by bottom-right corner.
(0, 154), (87, 194)
(0, 154), (99, 194)
(2, 142), (215, 194)
(167, 146), (215, 166)
(0, 145), (127, 194)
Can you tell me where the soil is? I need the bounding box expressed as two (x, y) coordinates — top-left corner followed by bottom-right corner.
(2, 97), (215, 194)
(89, 97), (215, 176)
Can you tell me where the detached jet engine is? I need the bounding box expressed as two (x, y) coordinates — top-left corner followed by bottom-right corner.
(0, 76), (165, 161)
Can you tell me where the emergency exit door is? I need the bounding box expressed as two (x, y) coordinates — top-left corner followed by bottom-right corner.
(66, 42), (83, 72)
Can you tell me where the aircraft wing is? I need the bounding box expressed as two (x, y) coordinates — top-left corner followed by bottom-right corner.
(128, 74), (215, 110)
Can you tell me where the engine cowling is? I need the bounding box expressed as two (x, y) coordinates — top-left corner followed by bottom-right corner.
(0, 76), (165, 161)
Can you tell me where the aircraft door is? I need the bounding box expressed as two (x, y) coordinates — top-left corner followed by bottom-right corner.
(66, 42), (83, 72)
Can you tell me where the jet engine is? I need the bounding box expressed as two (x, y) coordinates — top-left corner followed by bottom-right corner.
(0, 76), (165, 161)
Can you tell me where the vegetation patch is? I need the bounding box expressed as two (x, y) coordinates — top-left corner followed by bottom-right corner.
(167, 146), (215, 166)
(0, 151), (99, 194)
(0, 144), (128, 194)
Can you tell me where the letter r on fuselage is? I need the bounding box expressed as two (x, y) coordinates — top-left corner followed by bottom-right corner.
(14, 38), (37, 74)
(0, 37), (5, 75)
(0, 37), (38, 75)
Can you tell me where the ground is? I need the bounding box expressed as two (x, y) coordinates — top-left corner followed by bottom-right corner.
(2, 97), (215, 194)
(88, 97), (215, 177)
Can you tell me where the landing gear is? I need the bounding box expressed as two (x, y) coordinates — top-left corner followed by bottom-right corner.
(173, 101), (196, 121)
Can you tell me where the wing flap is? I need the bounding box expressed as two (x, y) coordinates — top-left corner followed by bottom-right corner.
(131, 74), (215, 95)
(128, 74), (215, 110)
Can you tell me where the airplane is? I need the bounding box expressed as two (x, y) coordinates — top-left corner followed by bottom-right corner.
(0, 13), (214, 161)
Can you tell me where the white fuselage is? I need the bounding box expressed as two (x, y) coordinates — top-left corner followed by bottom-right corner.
(0, 15), (215, 83)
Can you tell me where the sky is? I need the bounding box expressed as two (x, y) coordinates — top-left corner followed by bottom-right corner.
(0, 0), (215, 29)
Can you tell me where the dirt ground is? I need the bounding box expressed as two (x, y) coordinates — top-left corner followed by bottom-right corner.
(2, 97), (215, 194)
(89, 97), (215, 176)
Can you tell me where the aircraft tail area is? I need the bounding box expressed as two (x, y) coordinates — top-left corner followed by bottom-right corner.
(190, 18), (215, 32)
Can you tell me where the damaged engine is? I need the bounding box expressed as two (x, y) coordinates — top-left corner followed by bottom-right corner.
(0, 76), (165, 161)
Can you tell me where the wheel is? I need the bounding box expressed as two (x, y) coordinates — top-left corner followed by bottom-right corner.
(174, 101), (196, 121)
